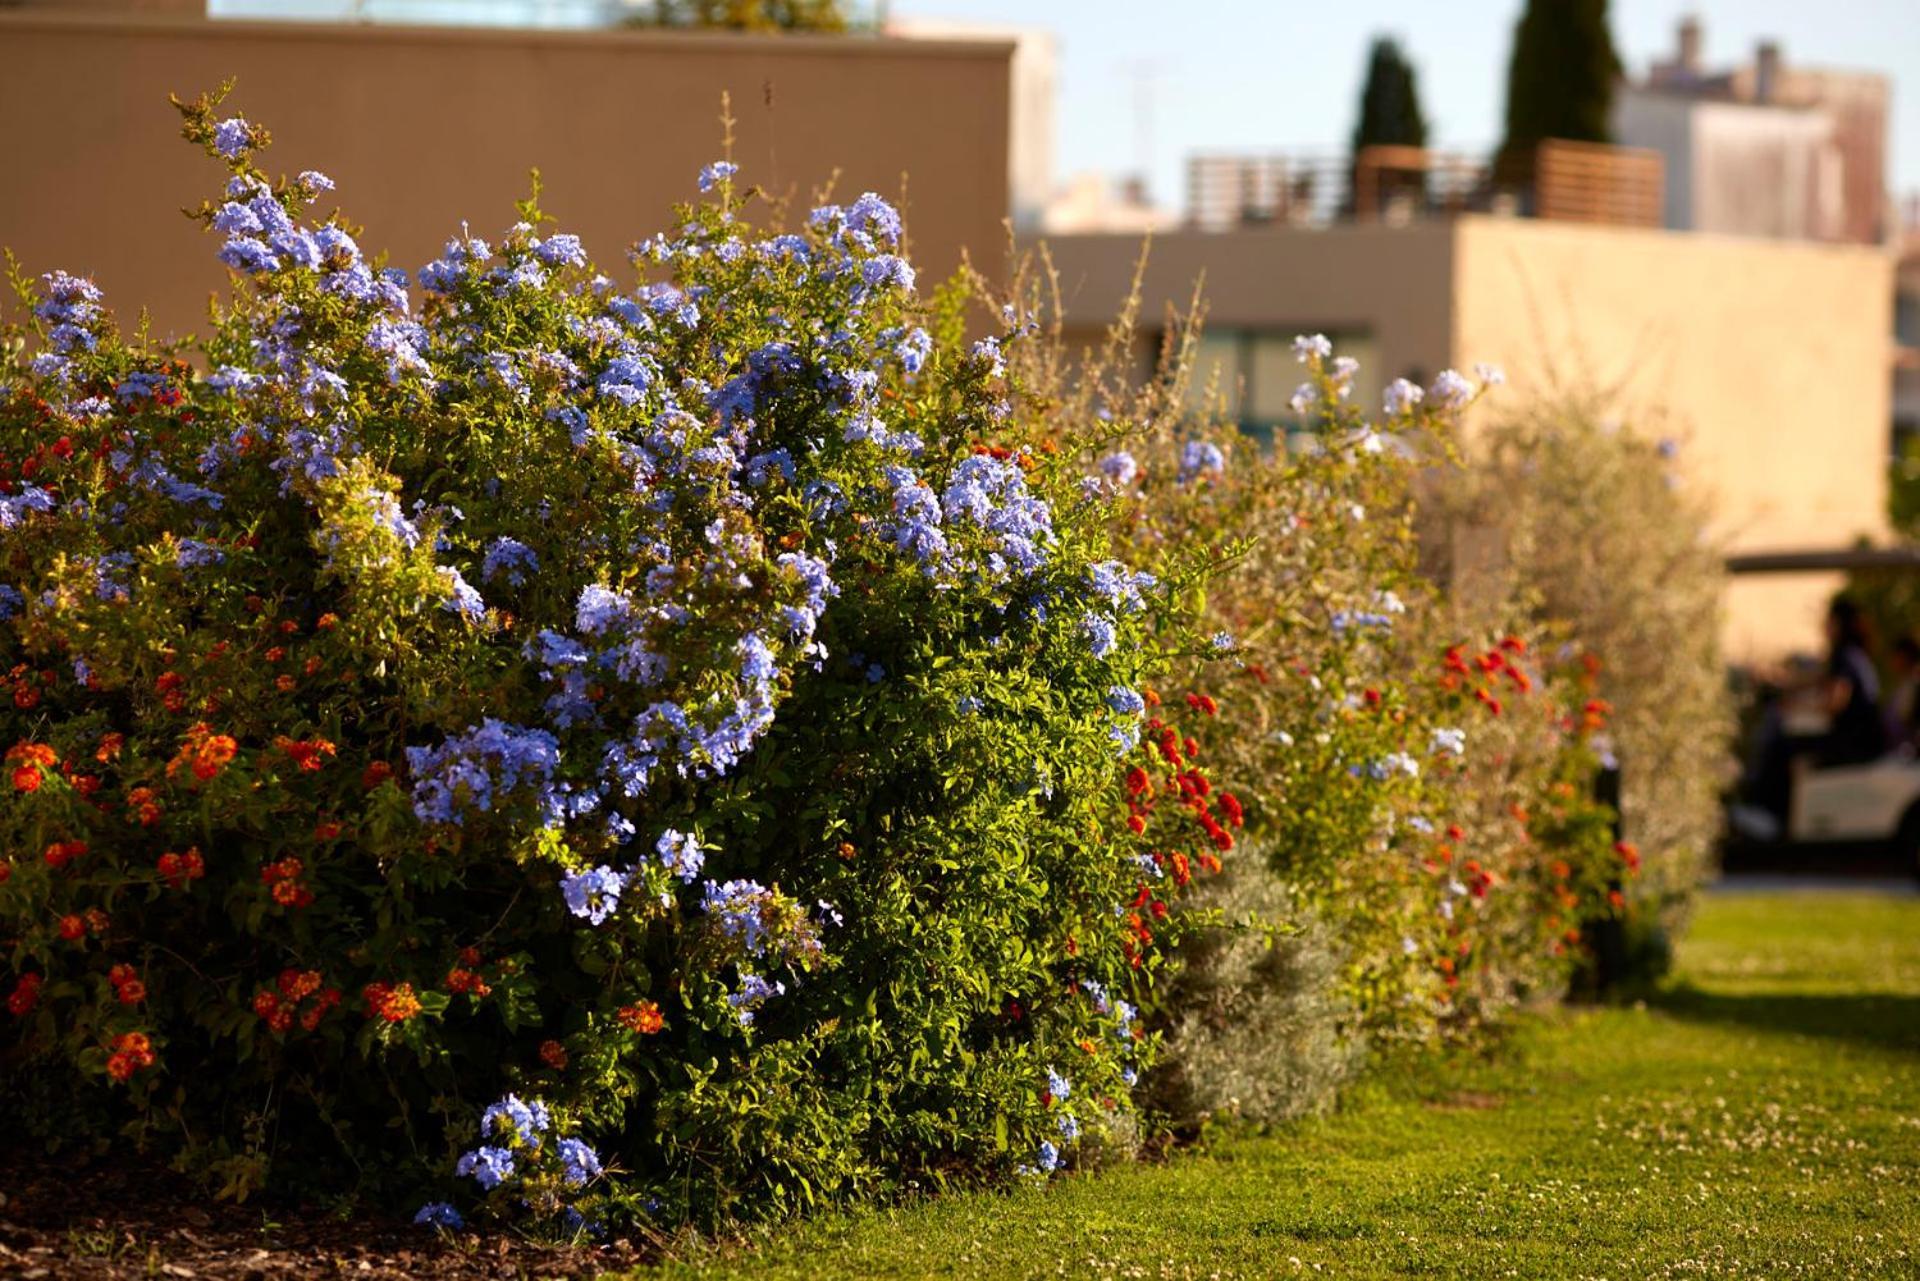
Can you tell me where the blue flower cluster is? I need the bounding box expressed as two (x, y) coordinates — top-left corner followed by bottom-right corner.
(407, 719), (563, 826)
(559, 865), (626, 925)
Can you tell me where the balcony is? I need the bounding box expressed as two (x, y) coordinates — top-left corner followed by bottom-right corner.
(1185, 140), (1665, 233)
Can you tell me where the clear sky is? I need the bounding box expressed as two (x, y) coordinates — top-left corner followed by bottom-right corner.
(893, 0), (1917, 212)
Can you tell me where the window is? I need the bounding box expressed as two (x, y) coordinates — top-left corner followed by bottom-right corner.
(1170, 327), (1380, 448)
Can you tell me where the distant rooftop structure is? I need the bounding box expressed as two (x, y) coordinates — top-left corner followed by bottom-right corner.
(1175, 142), (1663, 235)
(1617, 16), (1890, 244)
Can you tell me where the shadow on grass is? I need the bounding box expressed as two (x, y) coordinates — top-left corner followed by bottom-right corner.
(1649, 984), (1920, 1054)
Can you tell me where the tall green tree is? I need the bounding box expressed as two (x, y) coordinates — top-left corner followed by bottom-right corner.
(1498, 0), (1622, 171)
(1350, 37), (1429, 156)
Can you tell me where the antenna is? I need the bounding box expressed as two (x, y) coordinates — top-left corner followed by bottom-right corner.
(1129, 59), (1159, 202)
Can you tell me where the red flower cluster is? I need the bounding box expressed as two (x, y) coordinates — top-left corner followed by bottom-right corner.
(43, 839), (87, 870)
(260, 856), (314, 908)
(6, 972), (42, 1017)
(105, 1031), (156, 1082)
(254, 968), (341, 1033)
(7, 741), (57, 792)
(108, 963), (146, 1005)
(167, 722), (239, 783)
(361, 981), (422, 1023)
(275, 736), (337, 772)
(617, 1000), (664, 1034)
(1441, 641), (1535, 717)
(155, 670), (189, 714)
(156, 846), (206, 888)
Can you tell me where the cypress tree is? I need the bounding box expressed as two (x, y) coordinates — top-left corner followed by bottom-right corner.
(1498, 0), (1623, 175)
(1351, 37), (1430, 156)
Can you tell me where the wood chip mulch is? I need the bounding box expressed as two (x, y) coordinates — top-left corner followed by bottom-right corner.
(0, 1155), (657, 1280)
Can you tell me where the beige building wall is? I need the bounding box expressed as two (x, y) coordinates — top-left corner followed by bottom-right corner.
(1450, 216), (1892, 660)
(0, 10), (1013, 342)
(1042, 218), (1891, 662)
(1041, 224), (1455, 387)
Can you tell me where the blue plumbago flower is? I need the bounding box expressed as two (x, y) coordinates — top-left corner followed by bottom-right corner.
(728, 972), (787, 1026)
(865, 662), (886, 684)
(1057, 1113), (1081, 1143)
(894, 326), (932, 374)
(846, 191), (904, 244)
(482, 1094), (552, 1146)
(1405, 816), (1436, 835)
(1079, 979), (1110, 1014)
(1081, 612), (1117, 658)
(1293, 332), (1333, 362)
(557, 1137), (603, 1187)
(1178, 439), (1225, 482)
(0, 487), (57, 529)
(1035, 1140), (1063, 1173)
(698, 160), (739, 192)
(1429, 368), (1474, 410)
(533, 233), (586, 268)
(299, 168), (335, 191)
(1331, 610), (1394, 636)
(455, 1145), (515, 1190)
(175, 539), (225, 569)
(407, 719), (562, 826)
(481, 536), (538, 586)
(655, 828), (704, 883)
(0, 585), (24, 621)
(217, 236), (279, 275)
(413, 1202), (465, 1230)
(212, 117), (254, 159)
(1046, 1067), (1072, 1101)
(970, 335), (1006, 378)
(1366, 752), (1420, 782)
(1210, 631), (1236, 652)
(560, 865), (626, 925)
(702, 879), (773, 955)
(1122, 1067), (1139, 1087)
(1096, 450), (1138, 488)
(1087, 560), (1155, 612)
(439, 566), (486, 621)
(1384, 377), (1424, 415)
(1106, 686), (1145, 716)
(955, 695), (983, 715)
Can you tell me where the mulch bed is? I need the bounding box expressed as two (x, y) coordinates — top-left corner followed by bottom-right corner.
(0, 1156), (654, 1280)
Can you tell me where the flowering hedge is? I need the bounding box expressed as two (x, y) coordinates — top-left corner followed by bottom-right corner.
(0, 95), (1246, 1226)
(1, 91), (1676, 1234)
(998, 291), (1648, 1122)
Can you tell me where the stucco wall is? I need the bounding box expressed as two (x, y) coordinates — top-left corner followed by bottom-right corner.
(0, 11), (1012, 342)
(1039, 224), (1456, 384)
(1450, 215), (1893, 659)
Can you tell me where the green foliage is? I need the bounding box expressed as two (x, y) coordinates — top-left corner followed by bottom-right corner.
(650, 891), (1920, 1278)
(1350, 37), (1429, 155)
(0, 94), (1226, 1227)
(635, 0), (851, 32)
(1498, 0), (1623, 171)
(1435, 398), (1731, 957)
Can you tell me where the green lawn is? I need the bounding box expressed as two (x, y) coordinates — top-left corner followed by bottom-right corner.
(646, 889), (1920, 1280)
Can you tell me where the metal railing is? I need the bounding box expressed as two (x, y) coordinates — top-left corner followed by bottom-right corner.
(1186, 142), (1665, 232)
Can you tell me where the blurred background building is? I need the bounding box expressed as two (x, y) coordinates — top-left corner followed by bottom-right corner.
(0, 0), (1908, 658)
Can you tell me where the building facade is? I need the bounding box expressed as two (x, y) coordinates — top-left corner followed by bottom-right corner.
(0, 3), (1018, 342)
(1040, 217), (1892, 661)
